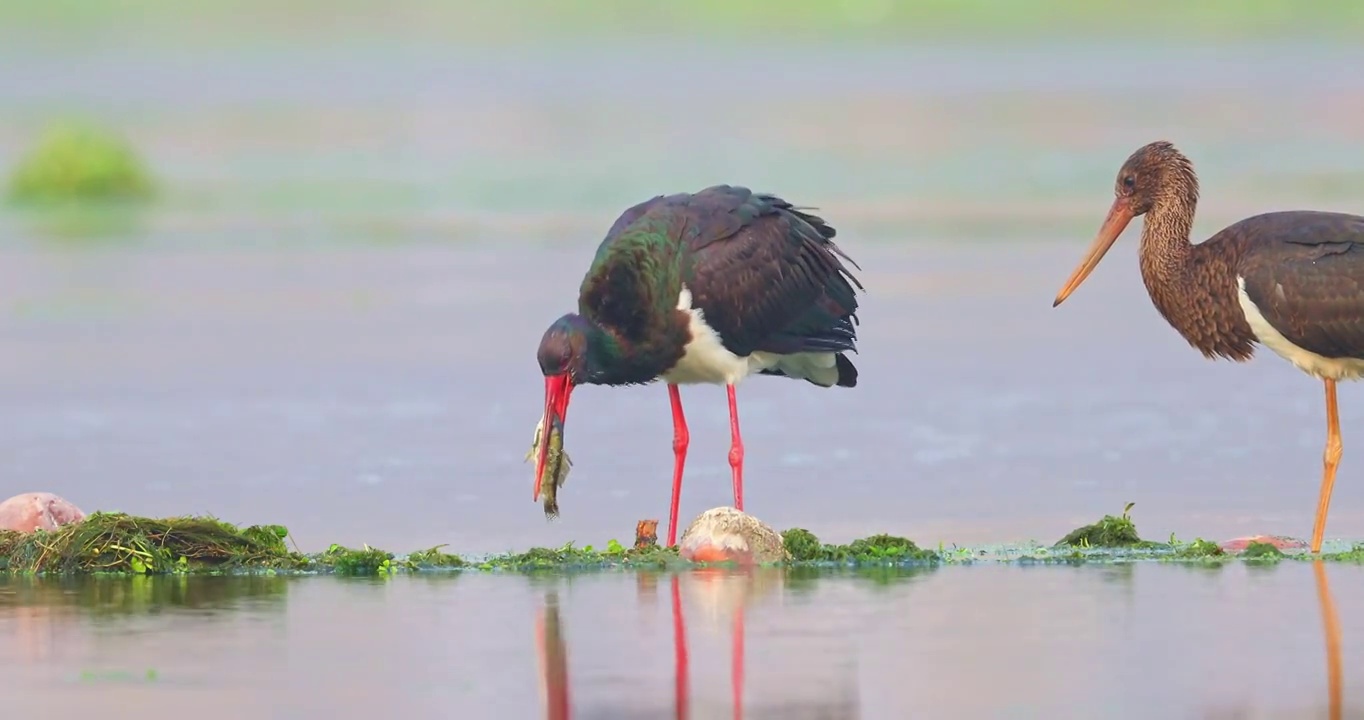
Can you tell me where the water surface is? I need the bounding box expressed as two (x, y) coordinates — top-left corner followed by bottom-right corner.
(1, 563), (1358, 718)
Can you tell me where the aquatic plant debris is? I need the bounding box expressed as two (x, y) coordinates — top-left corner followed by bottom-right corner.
(8, 120), (155, 203)
(1055, 501), (1160, 549)
(1, 510), (1362, 576)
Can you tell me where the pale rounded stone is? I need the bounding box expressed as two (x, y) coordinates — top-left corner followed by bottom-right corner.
(678, 506), (788, 565)
(0, 492), (87, 534)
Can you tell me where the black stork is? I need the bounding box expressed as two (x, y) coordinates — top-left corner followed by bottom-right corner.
(1052, 140), (1364, 554)
(533, 185), (864, 547)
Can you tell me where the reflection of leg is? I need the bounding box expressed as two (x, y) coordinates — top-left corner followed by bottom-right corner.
(669, 384), (689, 547)
(726, 384), (745, 511)
(1313, 561), (1343, 720)
(535, 593), (571, 720)
(1312, 379), (1342, 554)
(671, 574), (690, 720)
(732, 605), (745, 720)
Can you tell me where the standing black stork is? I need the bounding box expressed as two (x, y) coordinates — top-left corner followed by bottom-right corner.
(533, 185), (863, 547)
(1052, 140), (1364, 554)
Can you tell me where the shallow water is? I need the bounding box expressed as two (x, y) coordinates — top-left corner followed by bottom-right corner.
(0, 240), (1361, 555)
(0, 563), (1359, 718)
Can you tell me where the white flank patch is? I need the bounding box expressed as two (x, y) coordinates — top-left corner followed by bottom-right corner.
(660, 285), (842, 387)
(1237, 276), (1364, 381)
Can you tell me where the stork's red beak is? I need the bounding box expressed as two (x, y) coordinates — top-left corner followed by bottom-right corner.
(1053, 196), (1135, 307)
(534, 373), (574, 501)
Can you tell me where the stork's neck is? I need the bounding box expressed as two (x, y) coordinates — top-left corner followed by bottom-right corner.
(1136, 195), (1256, 361)
(577, 315), (685, 387)
(1137, 198), (1195, 291)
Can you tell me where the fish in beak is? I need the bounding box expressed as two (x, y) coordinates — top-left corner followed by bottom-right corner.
(533, 373), (574, 502)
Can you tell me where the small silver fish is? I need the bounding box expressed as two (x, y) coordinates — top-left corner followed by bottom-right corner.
(526, 417), (572, 519)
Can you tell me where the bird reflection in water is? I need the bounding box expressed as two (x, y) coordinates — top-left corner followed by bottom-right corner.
(535, 591), (571, 720)
(1200, 561), (1346, 720)
(1317, 561), (1344, 720)
(533, 569), (860, 719)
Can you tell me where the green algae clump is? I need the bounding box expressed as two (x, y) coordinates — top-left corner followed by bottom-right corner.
(1055, 502), (1156, 549)
(779, 528), (937, 564)
(1241, 541), (1285, 562)
(0, 511), (306, 574)
(8, 121), (155, 204)
(479, 540), (679, 571)
(781, 528), (823, 561)
(1174, 538), (1226, 559)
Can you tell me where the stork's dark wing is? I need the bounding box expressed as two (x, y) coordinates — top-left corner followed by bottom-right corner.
(1237, 211), (1364, 360)
(676, 185), (863, 360)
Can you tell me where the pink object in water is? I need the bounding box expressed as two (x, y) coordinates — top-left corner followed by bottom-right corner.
(678, 507), (788, 566)
(0, 492), (87, 533)
(1219, 535), (1309, 553)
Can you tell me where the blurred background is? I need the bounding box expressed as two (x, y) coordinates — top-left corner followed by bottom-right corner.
(3, 0), (1364, 555)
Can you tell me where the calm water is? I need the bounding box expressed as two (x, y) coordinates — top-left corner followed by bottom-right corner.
(1, 563), (1359, 718)
(3, 18), (1364, 718)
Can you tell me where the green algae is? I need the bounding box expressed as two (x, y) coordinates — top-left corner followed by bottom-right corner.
(3, 511), (1362, 577)
(1242, 541), (1286, 563)
(1054, 502), (1160, 549)
(781, 528), (938, 564)
(1174, 538), (1226, 559)
(8, 121), (155, 204)
(1321, 544), (1364, 563)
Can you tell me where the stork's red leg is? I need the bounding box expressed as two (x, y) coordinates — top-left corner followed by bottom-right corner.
(668, 383), (689, 548)
(726, 384), (745, 511)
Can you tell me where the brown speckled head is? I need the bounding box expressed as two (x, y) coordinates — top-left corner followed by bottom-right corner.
(1111, 141), (1199, 217)
(1053, 140), (1200, 307)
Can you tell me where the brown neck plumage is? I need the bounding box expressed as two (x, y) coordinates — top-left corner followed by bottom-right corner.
(1137, 187), (1257, 362)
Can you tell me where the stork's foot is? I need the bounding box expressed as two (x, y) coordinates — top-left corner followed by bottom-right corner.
(0, 492), (86, 534)
(678, 507), (788, 565)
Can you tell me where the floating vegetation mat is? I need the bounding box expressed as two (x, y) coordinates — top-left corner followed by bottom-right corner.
(0, 506), (1361, 577)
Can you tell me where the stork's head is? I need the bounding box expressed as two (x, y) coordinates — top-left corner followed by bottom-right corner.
(1053, 140), (1198, 307)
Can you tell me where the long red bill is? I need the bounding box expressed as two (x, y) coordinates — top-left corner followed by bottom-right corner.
(1053, 197), (1135, 307)
(534, 374), (572, 501)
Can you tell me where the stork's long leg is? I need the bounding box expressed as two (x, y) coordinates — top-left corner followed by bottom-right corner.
(726, 384), (745, 511)
(1312, 378), (1343, 554)
(668, 383), (689, 548)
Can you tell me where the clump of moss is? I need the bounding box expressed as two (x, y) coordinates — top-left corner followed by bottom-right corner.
(1241, 541), (1285, 562)
(1055, 502), (1156, 549)
(777, 529), (937, 564)
(1175, 538), (1226, 559)
(781, 528), (822, 561)
(1, 512), (307, 574)
(318, 544), (396, 575)
(478, 540), (680, 572)
(8, 121), (155, 204)
(406, 544), (465, 568)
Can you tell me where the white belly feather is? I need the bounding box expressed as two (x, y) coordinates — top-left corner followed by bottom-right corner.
(1236, 276), (1364, 381)
(659, 286), (842, 387)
